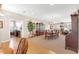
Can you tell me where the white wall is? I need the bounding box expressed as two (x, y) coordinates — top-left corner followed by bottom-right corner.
(0, 10), (34, 42)
(0, 16), (10, 42)
(21, 20), (29, 38)
(0, 9), (57, 42)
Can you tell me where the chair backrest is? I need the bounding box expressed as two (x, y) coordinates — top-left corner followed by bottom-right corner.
(16, 38), (28, 54)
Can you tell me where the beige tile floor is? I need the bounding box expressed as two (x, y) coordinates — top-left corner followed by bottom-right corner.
(0, 37), (54, 54)
(29, 35), (76, 54)
(0, 35), (76, 54)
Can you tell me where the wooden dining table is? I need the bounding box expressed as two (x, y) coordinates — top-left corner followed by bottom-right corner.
(45, 30), (59, 39)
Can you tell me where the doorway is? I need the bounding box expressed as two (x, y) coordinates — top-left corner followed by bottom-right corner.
(10, 20), (22, 38)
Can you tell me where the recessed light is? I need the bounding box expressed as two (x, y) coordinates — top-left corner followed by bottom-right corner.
(0, 13), (4, 16)
(49, 4), (54, 6)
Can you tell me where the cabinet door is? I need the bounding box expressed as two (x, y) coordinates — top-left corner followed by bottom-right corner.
(71, 15), (78, 50)
(71, 15), (78, 33)
(72, 33), (78, 49)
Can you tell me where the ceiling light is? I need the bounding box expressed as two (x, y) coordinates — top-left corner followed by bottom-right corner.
(49, 4), (54, 6)
(0, 13), (4, 16)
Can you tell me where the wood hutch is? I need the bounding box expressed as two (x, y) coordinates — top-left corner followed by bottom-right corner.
(35, 23), (45, 36)
(65, 10), (79, 53)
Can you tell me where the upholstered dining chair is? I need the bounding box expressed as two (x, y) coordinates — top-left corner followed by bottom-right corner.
(16, 38), (28, 54)
(45, 30), (51, 39)
(0, 38), (28, 54)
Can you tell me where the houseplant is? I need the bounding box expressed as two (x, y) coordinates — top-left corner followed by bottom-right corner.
(27, 21), (35, 37)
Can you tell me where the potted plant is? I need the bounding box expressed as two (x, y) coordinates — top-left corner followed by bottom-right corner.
(27, 21), (35, 37)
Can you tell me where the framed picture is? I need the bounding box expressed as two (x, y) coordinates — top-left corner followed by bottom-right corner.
(0, 21), (3, 28)
(50, 24), (53, 29)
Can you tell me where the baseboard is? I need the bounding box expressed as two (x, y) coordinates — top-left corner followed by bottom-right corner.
(1, 40), (10, 43)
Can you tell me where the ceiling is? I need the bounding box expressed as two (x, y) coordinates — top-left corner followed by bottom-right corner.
(2, 4), (79, 23)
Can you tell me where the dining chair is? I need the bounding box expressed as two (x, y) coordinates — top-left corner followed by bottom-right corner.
(16, 38), (28, 54)
(0, 38), (28, 54)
